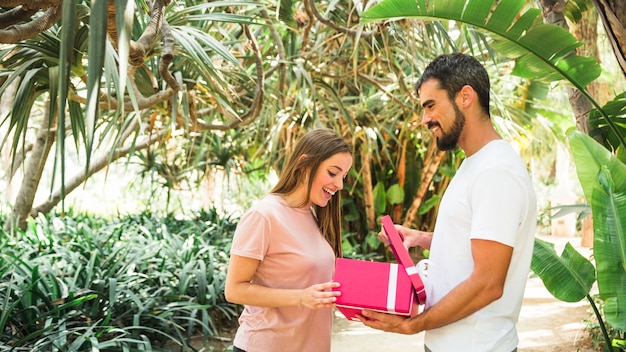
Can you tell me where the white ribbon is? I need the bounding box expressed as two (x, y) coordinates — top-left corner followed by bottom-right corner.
(387, 263), (398, 313)
(405, 265), (419, 276)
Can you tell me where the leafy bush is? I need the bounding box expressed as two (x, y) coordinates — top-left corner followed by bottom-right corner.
(0, 208), (239, 351)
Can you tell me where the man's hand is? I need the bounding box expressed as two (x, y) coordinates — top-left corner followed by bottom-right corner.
(378, 224), (433, 250)
(356, 310), (422, 335)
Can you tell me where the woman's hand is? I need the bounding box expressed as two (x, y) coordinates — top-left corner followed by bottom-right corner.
(297, 281), (341, 309)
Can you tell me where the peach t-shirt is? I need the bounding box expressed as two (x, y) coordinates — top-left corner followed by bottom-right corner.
(230, 194), (336, 352)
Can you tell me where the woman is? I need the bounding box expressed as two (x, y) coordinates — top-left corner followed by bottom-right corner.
(224, 128), (353, 352)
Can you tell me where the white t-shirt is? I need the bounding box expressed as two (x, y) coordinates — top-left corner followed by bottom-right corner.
(424, 140), (537, 352)
(230, 194), (336, 352)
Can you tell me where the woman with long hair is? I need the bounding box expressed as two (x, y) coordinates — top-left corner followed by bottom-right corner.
(225, 128), (353, 352)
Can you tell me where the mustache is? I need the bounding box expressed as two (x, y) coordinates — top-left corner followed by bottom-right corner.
(427, 122), (440, 130)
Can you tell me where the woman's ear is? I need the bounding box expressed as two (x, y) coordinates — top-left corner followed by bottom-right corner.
(298, 154), (308, 162)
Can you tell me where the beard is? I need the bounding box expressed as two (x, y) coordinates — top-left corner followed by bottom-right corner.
(435, 102), (465, 151)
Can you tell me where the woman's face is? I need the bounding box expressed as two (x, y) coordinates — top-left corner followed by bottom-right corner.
(308, 152), (352, 208)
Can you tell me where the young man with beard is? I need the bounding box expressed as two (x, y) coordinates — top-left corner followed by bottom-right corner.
(358, 53), (537, 352)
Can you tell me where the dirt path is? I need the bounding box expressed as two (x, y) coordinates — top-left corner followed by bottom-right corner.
(331, 235), (596, 352)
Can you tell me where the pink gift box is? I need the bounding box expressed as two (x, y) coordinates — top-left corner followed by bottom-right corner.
(333, 258), (416, 320)
(333, 215), (426, 320)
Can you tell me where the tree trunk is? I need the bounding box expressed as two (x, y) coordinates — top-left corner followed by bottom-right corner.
(6, 101), (57, 232)
(570, 9), (605, 102)
(0, 79), (20, 186)
(392, 138), (407, 223)
(592, 0), (626, 78)
(403, 141), (445, 228)
(538, 0), (597, 139)
(361, 139), (375, 231)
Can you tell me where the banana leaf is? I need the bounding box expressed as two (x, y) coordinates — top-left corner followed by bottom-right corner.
(361, 0), (600, 90)
(591, 167), (626, 331)
(568, 131), (626, 211)
(531, 237), (595, 302)
(588, 92), (626, 157)
(569, 131), (626, 331)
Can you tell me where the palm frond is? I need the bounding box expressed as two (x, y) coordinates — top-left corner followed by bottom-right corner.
(362, 0), (600, 89)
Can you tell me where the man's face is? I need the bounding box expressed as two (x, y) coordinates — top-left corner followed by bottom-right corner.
(418, 79), (465, 151)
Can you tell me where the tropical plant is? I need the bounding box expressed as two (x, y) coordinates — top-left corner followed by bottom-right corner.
(533, 131), (626, 350)
(0, 208), (239, 350)
(0, 0), (266, 231)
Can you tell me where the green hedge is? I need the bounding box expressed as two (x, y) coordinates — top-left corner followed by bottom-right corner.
(0, 208), (239, 351)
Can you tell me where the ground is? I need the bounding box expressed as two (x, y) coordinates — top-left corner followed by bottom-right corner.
(192, 235), (600, 352)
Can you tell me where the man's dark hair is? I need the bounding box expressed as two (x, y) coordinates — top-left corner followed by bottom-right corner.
(415, 53), (491, 117)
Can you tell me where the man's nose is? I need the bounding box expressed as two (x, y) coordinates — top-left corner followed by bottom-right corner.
(421, 112), (431, 126)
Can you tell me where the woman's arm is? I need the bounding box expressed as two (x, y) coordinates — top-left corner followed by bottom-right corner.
(224, 254), (340, 309)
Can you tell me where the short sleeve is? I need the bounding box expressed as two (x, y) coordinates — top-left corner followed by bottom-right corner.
(230, 209), (271, 261)
(469, 169), (528, 247)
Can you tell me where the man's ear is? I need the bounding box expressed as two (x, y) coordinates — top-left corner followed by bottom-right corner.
(458, 85), (474, 108)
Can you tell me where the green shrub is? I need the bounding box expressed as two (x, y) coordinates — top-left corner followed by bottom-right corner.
(0, 208), (239, 351)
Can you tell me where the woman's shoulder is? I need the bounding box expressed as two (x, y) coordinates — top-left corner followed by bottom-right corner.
(245, 194), (287, 215)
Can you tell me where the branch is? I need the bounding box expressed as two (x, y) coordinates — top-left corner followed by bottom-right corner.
(70, 85), (176, 112)
(191, 25), (264, 131)
(303, 0), (376, 38)
(0, 6), (38, 29)
(9, 99), (56, 231)
(0, 6), (61, 43)
(158, 20), (179, 90)
(259, 8), (286, 103)
(403, 146), (445, 228)
(31, 129), (168, 216)
(129, 0), (168, 66)
(0, 0), (61, 8)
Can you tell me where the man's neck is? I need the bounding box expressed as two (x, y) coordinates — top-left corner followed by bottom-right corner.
(459, 121), (501, 157)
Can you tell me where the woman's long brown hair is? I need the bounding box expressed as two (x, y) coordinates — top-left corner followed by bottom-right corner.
(271, 128), (351, 257)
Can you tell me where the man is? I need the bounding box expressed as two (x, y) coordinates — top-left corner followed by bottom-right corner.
(358, 53), (537, 352)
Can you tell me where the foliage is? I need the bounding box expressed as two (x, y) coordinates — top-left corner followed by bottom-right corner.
(589, 92), (626, 162)
(570, 131), (626, 331)
(0, 208), (239, 350)
(531, 237), (596, 302)
(1, 0), (563, 262)
(0, 0), (267, 230)
(585, 295), (626, 352)
(362, 0), (601, 87)
(530, 131), (626, 351)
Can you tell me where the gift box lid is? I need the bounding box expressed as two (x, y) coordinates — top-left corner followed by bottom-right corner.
(381, 215), (427, 304)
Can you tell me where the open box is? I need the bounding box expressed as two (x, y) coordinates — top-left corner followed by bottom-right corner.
(333, 215), (426, 320)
